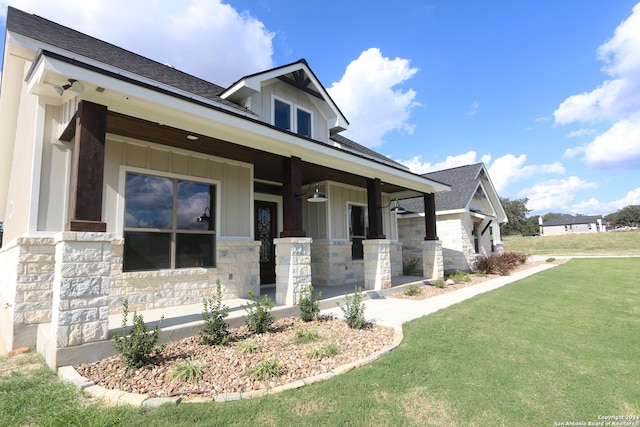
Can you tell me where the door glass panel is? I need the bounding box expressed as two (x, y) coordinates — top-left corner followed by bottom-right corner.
(257, 206), (273, 263)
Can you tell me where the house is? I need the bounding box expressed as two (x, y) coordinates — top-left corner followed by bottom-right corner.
(0, 7), (449, 367)
(539, 214), (604, 236)
(397, 163), (507, 273)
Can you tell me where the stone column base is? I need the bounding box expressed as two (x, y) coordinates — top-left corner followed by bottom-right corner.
(422, 240), (444, 281)
(274, 237), (312, 306)
(363, 239), (392, 290)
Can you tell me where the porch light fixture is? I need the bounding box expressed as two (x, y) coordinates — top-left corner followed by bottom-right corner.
(196, 207), (211, 222)
(53, 79), (85, 96)
(296, 183), (328, 203)
(380, 199), (406, 214)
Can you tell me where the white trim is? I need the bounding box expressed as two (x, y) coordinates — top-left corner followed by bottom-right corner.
(271, 95), (314, 138)
(28, 99), (47, 233)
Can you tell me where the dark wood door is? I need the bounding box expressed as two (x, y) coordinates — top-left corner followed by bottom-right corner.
(255, 200), (277, 285)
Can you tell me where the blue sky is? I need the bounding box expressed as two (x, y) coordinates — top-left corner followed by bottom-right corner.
(1, 0), (639, 216)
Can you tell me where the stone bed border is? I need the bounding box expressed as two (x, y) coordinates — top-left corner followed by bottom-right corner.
(57, 327), (404, 407)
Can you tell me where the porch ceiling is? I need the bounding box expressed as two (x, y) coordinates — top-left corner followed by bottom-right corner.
(105, 111), (417, 196)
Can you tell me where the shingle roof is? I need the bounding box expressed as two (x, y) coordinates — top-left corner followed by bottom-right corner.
(542, 214), (602, 227)
(401, 163), (485, 213)
(330, 134), (408, 169)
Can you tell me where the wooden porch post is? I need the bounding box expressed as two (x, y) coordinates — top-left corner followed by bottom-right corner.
(424, 193), (438, 241)
(280, 156), (306, 237)
(66, 101), (107, 232)
(367, 178), (385, 239)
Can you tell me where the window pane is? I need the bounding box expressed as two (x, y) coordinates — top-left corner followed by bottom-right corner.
(274, 99), (291, 130)
(297, 109), (311, 137)
(177, 181), (212, 230)
(123, 231), (171, 271)
(125, 173), (173, 229)
(350, 205), (366, 237)
(176, 233), (215, 268)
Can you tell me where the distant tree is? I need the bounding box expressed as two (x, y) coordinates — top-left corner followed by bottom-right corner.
(606, 205), (640, 227)
(499, 197), (531, 236)
(542, 212), (563, 222)
(523, 215), (540, 236)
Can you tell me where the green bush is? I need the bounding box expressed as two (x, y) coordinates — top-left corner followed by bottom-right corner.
(307, 343), (339, 359)
(298, 284), (322, 322)
(433, 279), (448, 289)
(294, 328), (320, 344)
(113, 299), (163, 369)
(246, 358), (284, 380)
(546, 257), (556, 263)
(244, 292), (275, 334)
(239, 340), (259, 354)
(200, 280), (230, 345)
(473, 251), (528, 275)
(404, 284), (421, 296)
(168, 360), (203, 382)
(448, 270), (471, 284)
(337, 287), (367, 330)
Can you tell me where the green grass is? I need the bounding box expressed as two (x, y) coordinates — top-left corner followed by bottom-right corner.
(504, 229), (640, 255)
(1, 258), (638, 426)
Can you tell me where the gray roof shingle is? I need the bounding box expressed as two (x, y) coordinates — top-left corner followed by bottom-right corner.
(542, 214), (602, 226)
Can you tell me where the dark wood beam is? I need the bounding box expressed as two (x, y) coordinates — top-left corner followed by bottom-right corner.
(280, 156), (306, 237)
(66, 101), (107, 232)
(367, 178), (385, 239)
(424, 193), (438, 241)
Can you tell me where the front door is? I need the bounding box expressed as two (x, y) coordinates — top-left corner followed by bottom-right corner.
(255, 200), (277, 285)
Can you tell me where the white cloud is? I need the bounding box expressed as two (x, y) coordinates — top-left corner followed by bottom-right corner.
(467, 101), (479, 116)
(487, 154), (565, 194)
(566, 128), (596, 138)
(520, 176), (597, 212)
(0, 0), (275, 86)
(396, 151), (491, 175)
(327, 48), (420, 148)
(568, 186), (640, 215)
(554, 3), (640, 170)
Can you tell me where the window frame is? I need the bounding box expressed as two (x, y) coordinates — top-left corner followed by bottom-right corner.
(272, 95), (314, 138)
(119, 167), (220, 272)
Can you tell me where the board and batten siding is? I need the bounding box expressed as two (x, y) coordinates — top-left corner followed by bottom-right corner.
(103, 138), (253, 239)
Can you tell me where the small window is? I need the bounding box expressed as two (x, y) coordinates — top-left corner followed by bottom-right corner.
(274, 99), (291, 131)
(349, 204), (368, 260)
(297, 108), (312, 138)
(123, 172), (216, 272)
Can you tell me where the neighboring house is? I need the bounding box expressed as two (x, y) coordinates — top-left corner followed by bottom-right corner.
(540, 214), (604, 236)
(398, 163), (507, 273)
(0, 7), (449, 366)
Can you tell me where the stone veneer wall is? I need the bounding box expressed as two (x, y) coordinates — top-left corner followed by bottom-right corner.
(109, 240), (261, 313)
(0, 237), (56, 351)
(311, 241), (360, 286)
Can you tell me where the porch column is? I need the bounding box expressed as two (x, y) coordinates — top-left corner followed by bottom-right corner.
(45, 232), (112, 369)
(274, 237), (312, 306)
(367, 178), (385, 239)
(281, 156), (306, 237)
(423, 193), (443, 280)
(363, 239), (392, 290)
(66, 101), (107, 232)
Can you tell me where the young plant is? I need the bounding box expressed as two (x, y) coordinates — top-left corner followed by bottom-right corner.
(244, 292), (275, 334)
(307, 343), (339, 359)
(200, 280), (230, 345)
(433, 279), (448, 289)
(337, 287), (367, 330)
(404, 284), (421, 296)
(246, 358), (284, 380)
(113, 299), (163, 369)
(168, 360), (203, 382)
(239, 340), (260, 354)
(448, 270), (471, 284)
(298, 284), (322, 322)
(294, 328), (320, 344)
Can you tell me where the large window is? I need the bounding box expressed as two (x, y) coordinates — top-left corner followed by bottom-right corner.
(349, 204), (368, 260)
(273, 97), (312, 138)
(123, 172), (216, 272)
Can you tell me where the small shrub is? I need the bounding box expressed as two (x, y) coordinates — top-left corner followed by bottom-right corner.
(404, 284), (421, 296)
(245, 292), (275, 334)
(168, 360), (203, 382)
(114, 299), (163, 369)
(294, 328), (320, 344)
(298, 284), (322, 322)
(473, 251), (528, 275)
(337, 287), (366, 330)
(448, 270), (471, 284)
(200, 280), (230, 345)
(403, 257), (421, 276)
(546, 257), (556, 263)
(433, 279), (447, 289)
(246, 358), (284, 380)
(307, 343), (339, 359)
(239, 340), (260, 354)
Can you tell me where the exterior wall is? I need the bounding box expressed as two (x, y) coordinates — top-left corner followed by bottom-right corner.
(541, 223), (600, 236)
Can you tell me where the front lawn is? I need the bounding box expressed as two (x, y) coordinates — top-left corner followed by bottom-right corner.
(1, 258), (638, 426)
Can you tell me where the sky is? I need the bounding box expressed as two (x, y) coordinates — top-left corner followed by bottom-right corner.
(1, 0), (639, 217)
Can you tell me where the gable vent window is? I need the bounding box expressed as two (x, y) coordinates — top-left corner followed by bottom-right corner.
(273, 97), (313, 138)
